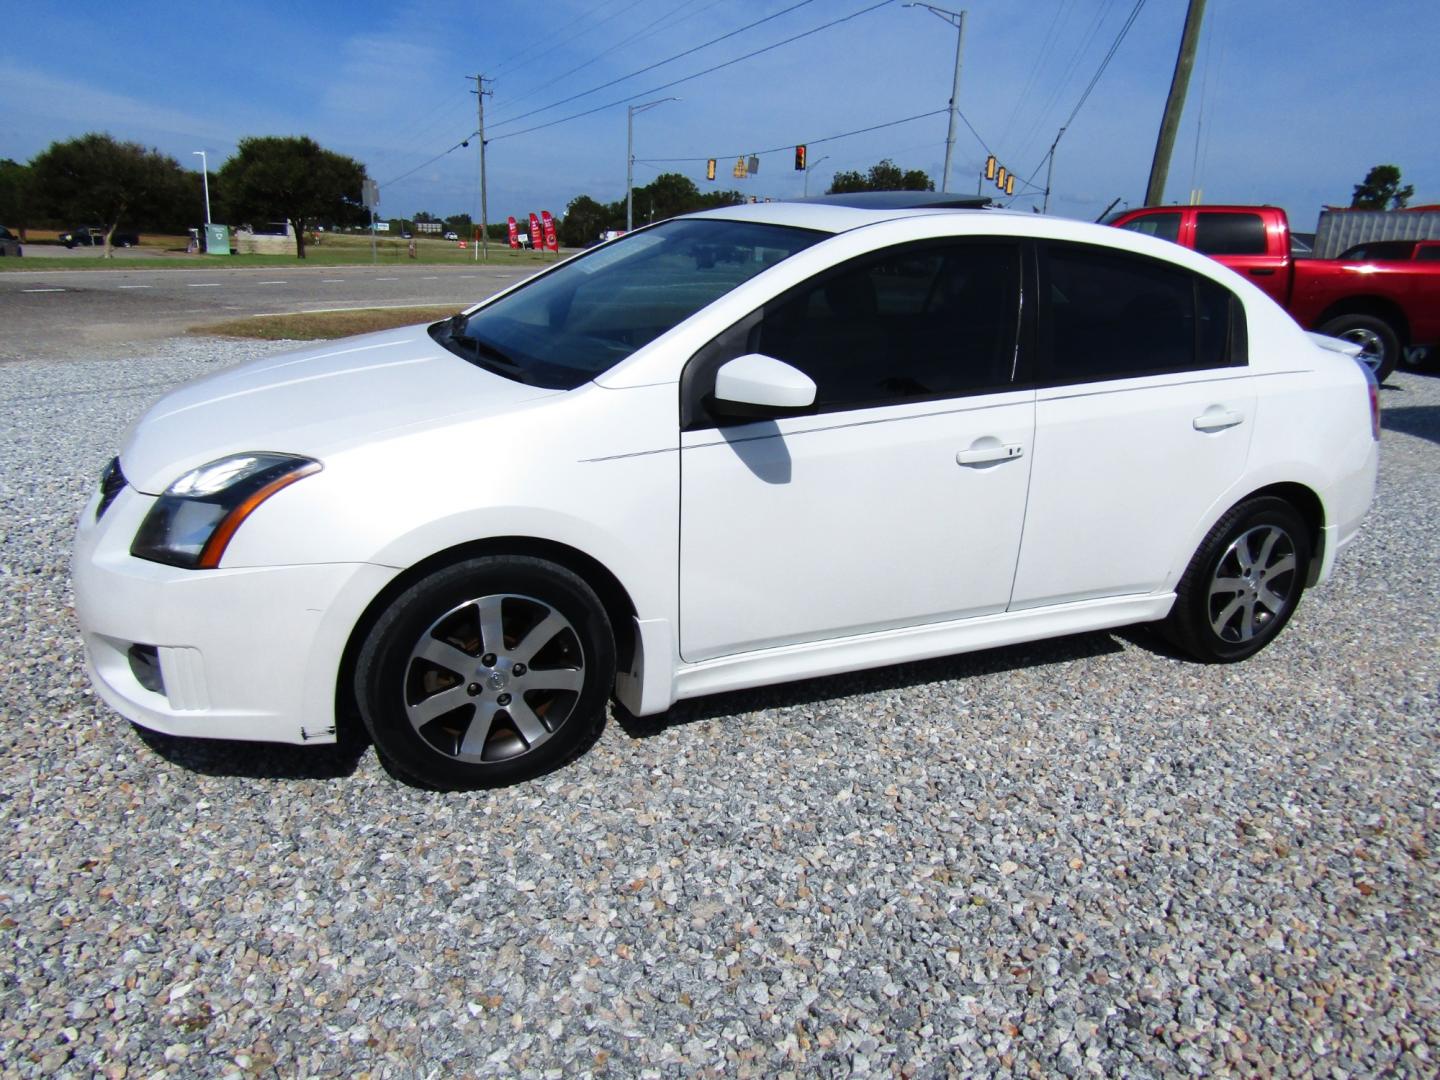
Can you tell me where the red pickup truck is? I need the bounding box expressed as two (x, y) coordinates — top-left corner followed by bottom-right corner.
(1110, 205), (1440, 381)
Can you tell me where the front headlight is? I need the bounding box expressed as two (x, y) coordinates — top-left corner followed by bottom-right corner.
(131, 453), (320, 569)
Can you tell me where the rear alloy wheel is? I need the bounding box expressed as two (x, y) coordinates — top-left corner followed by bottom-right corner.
(1162, 496), (1311, 662)
(356, 556), (615, 789)
(1317, 314), (1398, 384)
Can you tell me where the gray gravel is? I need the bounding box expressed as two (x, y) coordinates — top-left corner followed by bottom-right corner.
(1, 338), (1437, 1078)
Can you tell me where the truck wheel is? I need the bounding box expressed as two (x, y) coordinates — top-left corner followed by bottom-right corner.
(1317, 314), (1398, 384)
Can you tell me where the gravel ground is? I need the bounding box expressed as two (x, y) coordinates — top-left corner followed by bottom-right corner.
(1, 339), (1437, 1078)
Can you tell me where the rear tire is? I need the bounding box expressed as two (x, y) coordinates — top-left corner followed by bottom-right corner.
(1161, 497), (1311, 662)
(355, 556), (615, 790)
(1317, 314), (1399, 384)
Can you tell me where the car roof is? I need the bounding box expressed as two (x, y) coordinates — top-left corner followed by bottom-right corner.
(688, 198), (1023, 235)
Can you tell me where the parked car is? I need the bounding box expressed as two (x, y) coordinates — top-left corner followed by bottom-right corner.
(444, 231), (459, 241)
(1110, 204), (1440, 382)
(1337, 239), (1440, 263)
(59, 226), (141, 249)
(74, 202), (1379, 790)
(0, 225), (21, 256)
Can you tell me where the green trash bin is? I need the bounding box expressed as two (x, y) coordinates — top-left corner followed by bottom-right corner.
(205, 224), (231, 256)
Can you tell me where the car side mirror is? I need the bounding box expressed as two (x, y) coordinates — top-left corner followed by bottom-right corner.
(712, 353), (816, 417)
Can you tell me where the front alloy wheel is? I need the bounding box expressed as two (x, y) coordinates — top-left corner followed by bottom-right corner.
(356, 556), (615, 789)
(404, 593), (586, 764)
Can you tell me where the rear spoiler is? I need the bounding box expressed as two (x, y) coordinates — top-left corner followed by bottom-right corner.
(1306, 331), (1363, 358)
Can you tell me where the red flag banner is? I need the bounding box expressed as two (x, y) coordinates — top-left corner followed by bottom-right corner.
(540, 210), (558, 252)
(528, 213), (542, 251)
(506, 217), (519, 249)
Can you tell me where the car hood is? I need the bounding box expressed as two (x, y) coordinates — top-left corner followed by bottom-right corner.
(120, 324), (560, 493)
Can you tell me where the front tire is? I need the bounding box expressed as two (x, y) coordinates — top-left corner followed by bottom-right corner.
(355, 556), (615, 790)
(1317, 313), (1399, 384)
(1161, 497), (1311, 662)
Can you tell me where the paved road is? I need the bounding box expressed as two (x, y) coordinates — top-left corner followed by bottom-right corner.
(0, 263), (540, 362)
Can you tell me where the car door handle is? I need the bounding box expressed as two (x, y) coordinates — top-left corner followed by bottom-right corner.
(956, 443), (1024, 465)
(1193, 409), (1245, 432)
(1247, 268), (1277, 277)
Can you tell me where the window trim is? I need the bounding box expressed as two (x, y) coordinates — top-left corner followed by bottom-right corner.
(1035, 240), (1247, 389)
(680, 236), (1027, 431)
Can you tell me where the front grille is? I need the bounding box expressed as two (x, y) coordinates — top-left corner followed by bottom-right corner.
(96, 457), (125, 520)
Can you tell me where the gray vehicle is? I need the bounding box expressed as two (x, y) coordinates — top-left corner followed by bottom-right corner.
(0, 225), (21, 257)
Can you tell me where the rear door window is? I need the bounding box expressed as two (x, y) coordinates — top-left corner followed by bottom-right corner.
(1040, 242), (1244, 383)
(1193, 212), (1267, 256)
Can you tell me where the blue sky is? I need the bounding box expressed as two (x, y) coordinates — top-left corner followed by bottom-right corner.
(3, 0), (1437, 229)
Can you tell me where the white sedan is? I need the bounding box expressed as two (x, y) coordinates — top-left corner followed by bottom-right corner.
(73, 202), (1379, 789)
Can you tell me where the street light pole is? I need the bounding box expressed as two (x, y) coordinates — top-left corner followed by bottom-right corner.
(905, 3), (966, 193)
(627, 98), (677, 231)
(192, 150), (211, 225)
(803, 154), (830, 197)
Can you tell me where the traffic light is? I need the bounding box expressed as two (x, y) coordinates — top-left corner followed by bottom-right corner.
(996, 166), (1007, 191)
(795, 145), (807, 171)
(706, 158), (716, 181)
(1005, 173), (1015, 196)
(985, 155), (997, 181)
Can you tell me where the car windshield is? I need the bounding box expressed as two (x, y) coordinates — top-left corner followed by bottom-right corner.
(432, 217), (826, 388)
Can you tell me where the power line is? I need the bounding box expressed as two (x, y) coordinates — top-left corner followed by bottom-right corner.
(489, 0), (898, 145)
(379, 135), (476, 188)
(489, 0), (640, 79)
(493, 0), (726, 116)
(488, 0), (823, 131)
(1010, 0), (1116, 165)
(1001, 0), (1073, 149)
(1060, 0), (1147, 130)
(1008, 0), (1148, 209)
(636, 107), (951, 164)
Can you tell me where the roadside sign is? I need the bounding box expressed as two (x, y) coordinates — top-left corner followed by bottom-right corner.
(362, 180), (379, 210)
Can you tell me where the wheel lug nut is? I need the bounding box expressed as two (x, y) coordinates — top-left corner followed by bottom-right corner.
(513, 663), (527, 677)
(467, 683), (481, 696)
(496, 693), (512, 706)
(481, 653), (497, 667)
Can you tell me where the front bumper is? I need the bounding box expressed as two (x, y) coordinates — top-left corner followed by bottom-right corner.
(73, 484), (398, 745)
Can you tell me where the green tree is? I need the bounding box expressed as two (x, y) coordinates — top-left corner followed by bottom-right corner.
(827, 158), (934, 195)
(627, 173), (747, 227)
(1351, 164), (1414, 210)
(219, 136), (368, 258)
(0, 159), (32, 239)
(28, 133), (187, 256)
(443, 213), (473, 239)
(559, 195), (613, 247)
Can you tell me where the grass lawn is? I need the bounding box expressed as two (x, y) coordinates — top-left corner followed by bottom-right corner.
(3, 230), (567, 271)
(190, 305), (462, 341)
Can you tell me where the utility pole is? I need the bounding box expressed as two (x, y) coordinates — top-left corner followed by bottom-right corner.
(906, 4), (966, 193)
(627, 98), (677, 231)
(1145, 0), (1207, 206)
(1042, 127), (1066, 214)
(469, 74), (492, 261)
